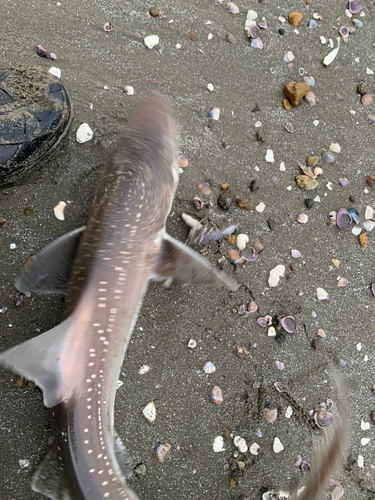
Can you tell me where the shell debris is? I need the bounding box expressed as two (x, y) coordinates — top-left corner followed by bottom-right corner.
(142, 402), (156, 422)
(54, 201), (66, 221)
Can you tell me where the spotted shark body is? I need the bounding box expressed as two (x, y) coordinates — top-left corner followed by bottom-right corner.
(0, 95), (238, 500)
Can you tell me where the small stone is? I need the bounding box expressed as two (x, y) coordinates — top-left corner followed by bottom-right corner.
(358, 455), (364, 467)
(203, 361), (216, 374)
(305, 199), (314, 209)
(221, 182), (230, 190)
(296, 175), (318, 191)
(249, 443), (260, 455)
(256, 202), (265, 213)
(226, 234), (236, 245)
(268, 219), (276, 231)
(361, 420), (371, 430)
(144, 35), (159, 49)
(361, 437), (371, 447)
(362, 94), (373, 106)
(279, 28), (285, 35)
(236, 198), (254, 211)
(269, 265), (285, 287)
(149, 5), (160, 16)
(358, 233), (367, 248)
(229, 478), (237, 488)
(273, 437), (284, 453)
(330, 143), (341, 153)
(189, 31), (197, 41)
(210, 386), (223, 405)
(283, 81), (310, 107)
(250, 179), (260, 192)
(218, 190), (235, 210)
(213, 436), (224, 452)
(24, 207), (34, 216)
(349, 195), (356, 202)
(265, 149), (274, 162)
(288, 12), (303, 26)
(282, 98), (292, 111)
(357, 82), (367, 95)
(226, 32), (236, 43)
(312, 337), (325, 350)
(285, 406), (293, 418)
(307, 156), (319, 166)
(367, 175), (375, 189)
(257, 130), (266, 142)
(156, 443), (171, 463)
(234, 436), (248, 453)
(254, 239), (264, 253)
(143, 402), (156, 422)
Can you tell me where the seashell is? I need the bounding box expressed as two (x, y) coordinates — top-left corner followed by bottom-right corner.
(36, 45), (57, 59)
(304, 76), (315, 87)
(337, 208), (352, 229)
(249, 443), (260, 455)
(54, 201), (66, 221)
(238, 304), (246, 315)
(257, 315), (272, 327)
(269, 264), (285, 287)
(123, 85), (134, 95)
(233, 345), (247, 358)
(281, 316), (297, 333)
(330, 143), (341, 153)
(285, 122), (293, 133)
(226, 32), (236, 43)
(316, 287), (328, 300)
(304, 91), (316, 105)
(353, 19), (363, 28)
(337, 277), (348, 287)
(328, 211), (337, 224)
(274, 381), (289, 393)
(203, 361), (216, 374)
(339, 26), (349, 37)
(268, 327), (276, 337)
(365, 205), (374, 220)
(263, 408), (278, 423)
(297, 213), (308, 223)
(76, 123), (93, 143)
(48, 67), (61, 79)
(314, 409), (334, 428)
(103, 22), (113, 32)
(349, 0), (362, 14)
(208, 106), (220, 120)
(320, 36), (327, 44)
(254, 239), (264, 253)
(300, 165), (314, 178)
(247, 301), (258, 313)
(228, 249), (245, 265)
(143, 401), (156, 422)
(301, 461), (310, 474)
(213, 436), (224, 452)
(258, 19), (267, 29)
(323, 37), (340, 66)
(210, 386), (223, 405)
(188, 339), (196, 348)
(177, 154), (188, 167)
(193, 197), (204, 209)
(317, 328), (326, 338)
(236, 234), (249, 251)
(197, 181), (211, 195)
(308, 19), (317, 28)
(233, 436), (248, 453)
(241, 247), (257, 261)
(362, 220), (375, 232)
(371, 283), (375, 297)
(291, 249), (301, 258)
(251, 37), (263, 49)
(139, 364), (150, 374)
(348, 208), (359, 223)
(249, 25), (261, 39)
(273, 437), (284, 453)
(275, 361), (285, 371)
(283, 51), (295, 63)
(339, 178), (349, 187)
(156, 443), (171, 463)
(265, 149), (274, 163)
(247, 9), (257, 20)
(227, 2), (239, 14)
(144, 35), (159, 49)
(314, 167), (323, 176)
(321, 151), (335, 163)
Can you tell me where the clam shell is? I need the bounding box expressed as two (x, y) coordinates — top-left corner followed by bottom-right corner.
(258, 19), (267, 29)
(123, 85), (134, 95)
(274, 382), (288, 393)
(249, 25), (261, 39)
(304, 91), (316, 105)
(362, 220), (375, 232)
(304, 76), (315, 87)
(348, 208), (359, 224)
(314, 410), (334, 428)
(323, 37), (340, 66)
(339, 26), (349, 37)
(337, 208), (352, 229)
(263, 408), (278, 423)
(236, 234), (249, 251)
(349, 0), (362, 14)
(247, 301), (258, 313)
(241, 247), (257, 261)
(322, 151), (335, 163)
(337, 277), (348, 287)
(208, 106), (220, 120)
(297, 213), (308, 224)
(143, 402), (156, 422)
(257, 315), (272, 327)
(210, 386), (223, 405)
(280, 316), (297, 333)
(227, 2), (239, 14)
(251, 37), (263, 49)
(316, 287), (328, 300)
(54, 201), (66, 221)
(365, 205), (374, 220)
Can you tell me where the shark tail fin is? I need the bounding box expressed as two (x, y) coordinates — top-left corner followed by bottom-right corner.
(0, 315), (75, 408)
(153, 233), (239, 291)
(32, 449), (72, 500)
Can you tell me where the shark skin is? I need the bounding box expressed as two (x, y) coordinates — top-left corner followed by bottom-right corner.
(0, 94), (239, 500)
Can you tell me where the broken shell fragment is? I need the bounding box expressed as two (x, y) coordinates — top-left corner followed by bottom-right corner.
(236, 234), (249, 251)
(228, 249), (245, 265)
(297, 213), (308, 224)
(322, 151), (335, 163)
(323, 37), (340, 66)
(285, 122), (293, 133)
(250, 37), (263, 49)
(250, 443), (260, 455)
(269, 265), (285, 287)
(144, 35), (159, 49)
(263, 408), (278, 423)
(316, 287), (328, 300)
(365, 206), (374, 220)
(328, 211), (337, 224)
(234, 436), (248, 453)
(257, 315), (272, 327)
(247, 301), (258, 313)
(337, 277), (348, 287)
(241, 247), (257, 262)
(208, 107), (220, 120)
(314, 408), (334, 428)
(336, 208), (352, 230)
(143, 402), (156, 422)
(274, 381), (289, 393)
(273, 437), (284, 453)
(103, 22), (113, 32)
(76, 123), (93, 143)
(258, 19), (267, 29)
(54, 201), (66, 221)
(348, 208), (359, 224)
(197, 181), (211, 195)
(304, 91), (316, 106)
(193, 197), (204, 210)
(291, 249), (301, 258)
(213, 436), (224, 452)
(210, 386), (223, 405)
(227, 2), (239, 14)
(280, 316), (297, 333)
(203, 361), (216, 374)
(358, 233), (367, 248)
(36, 45), (57, 59)
(123, 85), (134, 95)
(156, 443), (171, 463)
(362, 220), (375, 232)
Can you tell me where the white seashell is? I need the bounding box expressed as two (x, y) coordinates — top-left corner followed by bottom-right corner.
(247, 9), (257, 20)
(278, 16), (286, 23)
(314, 195), (321, 202)
(76, 123), (93, 143)
(124, 85), (134, 95)
(328, 38), (334, 48)
(365, 206), (374, 220)
(176, 43), (181, 49)
(208, 33), (213, 40)
(236, 234), (249, 251)
(268, 327), (276, 337)
(313, 120), (320, 126)
(265, 149), (274, 163)
(188, 339), (197, 348)
(297, 214), (308, 224)
(330, 143), (341, 153)
(361, 437), (370, 446)
(283, 51), (294, 63)
(363, 220), (375, 232)
(142, 402), (156, 422)
(316, 287), (328, 300)
(54, 201), (66, 220)
(366, 68), (374, 75)
(10, 243), (16, 249)
(273, 437), (284, 453)
(116, 380), (123, 389)
(249, 443), (260, 455)
(269, 265), (285, 288)
(203, 361), (216, 373)
(352, 226), (362, 235)
(256, 202), (265, 213)
(320, 36), (327, 44)
(361, 421), (370, 430)
(144, 35), (159, 49)
(280, 162), (286, 171)
(48, 67), (61, 78)
(234, 436), (248, 453)
(139, 364), (150, 374)
(207, 83), (214, 91)
(213, 436), (224, 452)
(326, 182), (333, 190)
(323, 37), (340, 66)
(345, 8), (353, 17)
(358, 455), (364, 467)
(291, 249), (301, 258)
(357, 343), (362, 351)
(285, 406), (293, 419)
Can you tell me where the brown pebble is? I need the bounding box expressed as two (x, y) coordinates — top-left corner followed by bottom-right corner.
(312, 337), (325, 350)
(295, 175), (318, 191)
(256, 130), (266, 143)
(188, 31), (196, 41)
(197, 181), (212, 195)
(210, 385), (223, 405)
(218, 189), (235, 210)
(288, 11), (303, 27)
(290, 263), (297, 271)
(149, 5), (160, 16)
(358, 233), (367, 248)
(177, 154), (188, 167)
(250, 179), (260, 192)
(371, 384), (375, 394)
(226, 234), (236, 245)
(156, 443), (171, 463)
(282, 98), (292, 111)
(226, 32), (236, 44)
(229, 478), (237, 488)
(254, 239), (264, 253)
(283, 81), (310, 107)
(307, 156), (319, 167)
(15, 377), (25, 388)
(357, 82), (367, 95)
(362, 94), (373, 106)
(233, 345), (247, 358)
(221, 182), (230, 190)
(228, 249), (245, 265)
(223, 427), (231, 441)
(367, 175), (375, 189)
(236, 198), (254, 211)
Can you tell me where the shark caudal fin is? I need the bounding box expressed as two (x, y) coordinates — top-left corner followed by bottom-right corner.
(32, 449), (72, 500)
(152, 233), (239, 291)
(0, 315), (75, 408)
(15, 227), (85, 294)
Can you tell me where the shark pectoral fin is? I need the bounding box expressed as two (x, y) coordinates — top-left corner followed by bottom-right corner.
(0, 316), (73, 408)
(114, 431), (132, 479)
(32, 449), (72, 500)
(152, 234), (239, 291)
(15, 226), (85, 294)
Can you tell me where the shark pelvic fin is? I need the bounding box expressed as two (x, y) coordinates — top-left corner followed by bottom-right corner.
(15, 227), (85, 294)
(114, 431), (133, 479)
(31, 449), (72, 500)
(0, 315), (74, 408)
(152, 233), (239, 291)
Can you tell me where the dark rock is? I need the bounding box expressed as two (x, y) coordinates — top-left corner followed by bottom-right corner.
(250, 179), (260, 192)
(218, 189), (235, 210)
(312, 337), (325, 350)
(149, 5), (160, 16)
(349, 195), (356, 203)
(357, 82), (367, 95)
(256, 130), (266, 143)
(275, 333), (286, 345)
(279, 28), (285, 35)
(268, 219), (276, 231)
(305, 198), (314, 209)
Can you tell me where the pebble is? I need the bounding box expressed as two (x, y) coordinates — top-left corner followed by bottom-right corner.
(279, 162), (286, 171)
(143, 402), (156, 422)
(305, 199), (314, 209)
(207, 83), (214, 92)
(144, 35), (159, 49)
(257, 130), (266, 142)
(76, 123), (93, 143)
(288, 12), (303, 26)
(283, 51), (295, 63)
(210, 386), (223, 405)
(123, 85), (134, 95)
(265, 149), (274, 162)
(226, 32), (236, 44)
(54, 201), (66, 220)
(227, 2), (239, 14)
(367, 175), (375, 189)
(273, 437), (284, 453)
(256, 202), (265, 213)
(250, 179), (260, 192)
(358, 233), (367, 248)
(296, 175), (318, 191)
(268, 219), (276, 231)
(312, 337), (325, 350)
(357, 82), (367, 95)
(213, 436), (224, 452)
(330, 143), (341, 153)
(236, 198), (254, 211)
(361, 421), (370, 430)
(263, 408), (278, 423)
(358, 455), (364, 468)
(149, 5), (160, 16)
(249, 443), (260, 455)
(203, 361), (216, 374)
(189, 31), (197, 41)
(279, 28), (285, 35)
(10, 243), (16, 250)
(362, 94), (373, 105)
(282, 99), (291, 111)
(361, 437), (370, 446)
(156, 443), (171, 463)
(218, 189), (235, 210)
(139, 365), (150, 374)
(285, 406), (293, 418)
(234, 436), (248, 453)
(269, 265), (285, 287)
(283, 81), (310, 107)
(135, 463), (147, 478)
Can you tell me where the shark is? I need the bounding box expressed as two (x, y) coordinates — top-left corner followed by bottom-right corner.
(0, 94), (239, 500)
